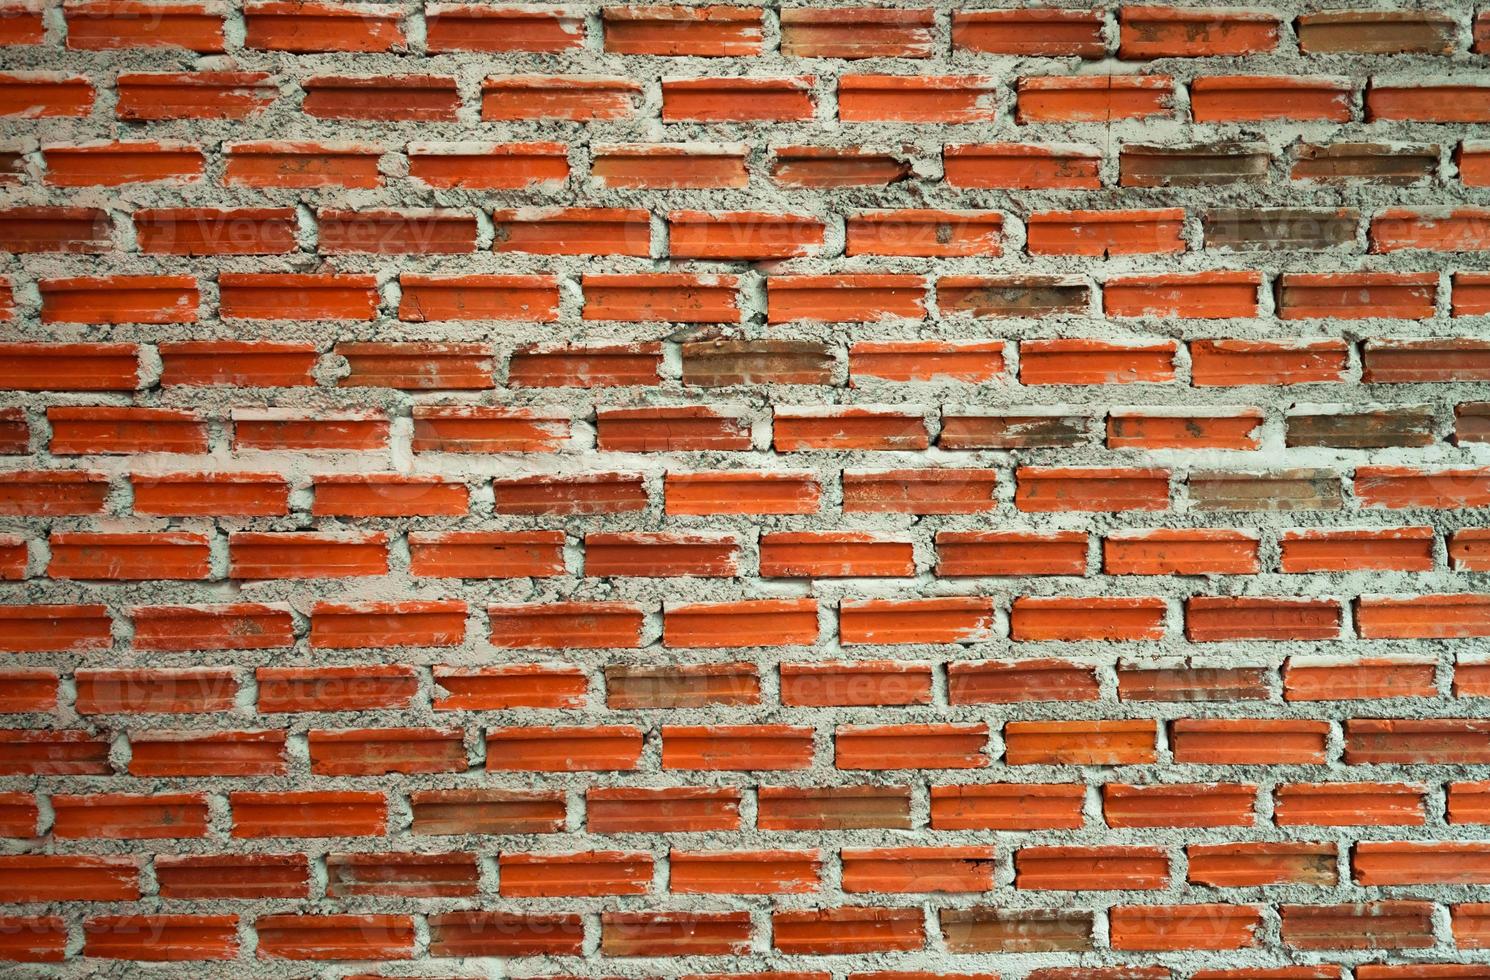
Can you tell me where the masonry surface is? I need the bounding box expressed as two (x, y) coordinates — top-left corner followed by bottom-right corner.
(3, 0), (1490, 976)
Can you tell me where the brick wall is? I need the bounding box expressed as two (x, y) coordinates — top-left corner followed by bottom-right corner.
(3, 0), (1490, 973)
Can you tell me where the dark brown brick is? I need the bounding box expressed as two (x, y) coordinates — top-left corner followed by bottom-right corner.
(1118, 666), (1273, 702)
(757, 785), (913, 830)
(937, 275), (1089, 317)
(939, 413), (1094, 450)
(1287, 407), (1438, 449)
(1297, 11), (1456, 54)
(1456, 403), (1490, 444)
(1119, 142), (1271, 187)
(680, 339), (834, 387)
(1204, 208), (1359, 251)
(941, 907), (1094, 953)
(1189, 469), (1344, 511)
(1363, 339), (1490, 383)
(1292, 142), (1439, 183)
(0, 151), (25, 184)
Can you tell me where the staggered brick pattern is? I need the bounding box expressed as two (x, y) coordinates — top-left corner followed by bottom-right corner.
(5, 0), (1490, 974)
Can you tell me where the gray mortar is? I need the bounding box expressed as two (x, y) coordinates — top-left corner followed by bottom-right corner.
(2, 0), (1490, 977)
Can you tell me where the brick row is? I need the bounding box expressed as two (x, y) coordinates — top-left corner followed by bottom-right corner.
(15, 3), (1490, 60)
(8, 593), (1490, 648)
(5, 653), (1490, 711)
(7, 780), (1489, 837)
(12, 338), (1490, 391)
(11, 205), (1490, 255)
(3, 842), (1488, 894)
(7, 400), (1490, 454)
(6, 899), (1490, 962)
(10, 138), (1490, 189)
(10, 717), (1490, 770)
(9, 270), (1490, 324)
(14, 68), (1490, 125)
(9, 465), (1490, 518)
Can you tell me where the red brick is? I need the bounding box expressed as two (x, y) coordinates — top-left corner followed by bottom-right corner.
(1369, 82), (1490, 123)
(1026, 208), (1185, 255)
(1110, 904), (1263, 951)
(134, 206), (295, 255)
(1172, 719), (1331, 764)
(132, 604), (292, 652)
(946, 142), (1098, 188)
(1279, 272), (1437, 319)
(1017, 76), (1175, 123)
(52, 792), (209, 838)
(1104, 270), (1262, 318)
(1108, 410), (1263, 450)
(591, 142), (749, 188)
(662, 75), (814, 121)
(841, 597), (995, 645)
(218, 273), (378, 320)
(319, 209), (477, 254)
(0, 71), (94, 117)
(604, 911), (751, 957)
(0, 342), (139, 390)
(780, 7), (933, 58)
(0, 2), (44, 44)
(840, 74), (998, 123)
(401, 273), (559, 322)
(937, 531), (1089, 576)
(43, 140), (203, 185)
(428, 910), (582, 956)
(836, 723), (990, 770)
(604, 5), (762, 56)
(499, 850), (652, 896)
(672, 848), (817, 894)
(1187, 596), (1343, 641)
(303, 74), (458, 121)
(486, 76), (638, 123)
(588, 786), (739, 833)
(1017, 467), (1171, 512)
(409, 141), (567, 189)
(933, 783), (1085, 830)
(83, 915), (239, 961)
(427, 4), (583, 52)
(1191, 75), (1354, 122)
(847, 209), (1003, 256)
(1011, 595), (1164, 643)
(1105, 783), (1258, 828)
(1301, 11), (1455, 53)
(1276, 782), (1427, 827)
(39, 275), (197, 324)
(223, 140), (382, 188)
(669, 210), (825, 259)
(66, 0), (223, 49)
(488, 601), (644, 649)
(1280, 902), (1434, 951)
(0, 205), (109, 251)
(781, 661), (932, 707)
(245, 0), (403, 51)
(1021, 338), (1178, 384)
(954, 8), (1104, 56)
(773, 907), (923, 955)
(1005, 720), (1159, 765)
(116, 71), (274, 119)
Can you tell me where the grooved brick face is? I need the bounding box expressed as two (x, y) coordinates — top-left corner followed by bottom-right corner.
(1, 1), (1488, 975)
